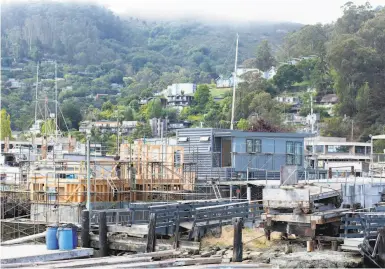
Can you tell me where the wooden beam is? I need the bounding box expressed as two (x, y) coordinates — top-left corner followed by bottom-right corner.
(89, 235), (199, 252)
(0, 232), (46, 246)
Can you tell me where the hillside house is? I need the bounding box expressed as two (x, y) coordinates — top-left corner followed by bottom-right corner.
(305, 136), (371, 176)
(319, 94), (339, 116)
(275, 96), (300, 105)
(320, 94), (339, 105)
(261, 66), (277, 80)
(139, 97), (167, 107)
(176, 128), (308, 181)
(7, 79), (25, 89)
(215, 76), (233, 88)
(121, 121), (138, 135)
(93, 121), (119, 134)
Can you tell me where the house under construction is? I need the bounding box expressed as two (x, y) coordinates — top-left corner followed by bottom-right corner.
(1, 142), (198, 226)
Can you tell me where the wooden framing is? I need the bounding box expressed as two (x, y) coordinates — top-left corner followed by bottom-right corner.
(27, 144), (196, 204)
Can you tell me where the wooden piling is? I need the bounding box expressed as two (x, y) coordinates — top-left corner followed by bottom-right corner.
(233, 217), (243, 262)
(99, 211), (108, 257)
(307, 240), (314, 252)
(146, 213), (156, 253)
(81, 210), (90, 248)
(173, 217), (180, 249)
(331, 241), (338, 251)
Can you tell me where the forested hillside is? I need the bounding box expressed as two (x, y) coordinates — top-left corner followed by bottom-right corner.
(2, 1), (385, 145)
(1, 2), (301, 132)
(278, 2), (385, 141)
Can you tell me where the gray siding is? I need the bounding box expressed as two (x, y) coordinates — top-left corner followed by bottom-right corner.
(177, 128), (225, 180)
(177, 128), (308, 181)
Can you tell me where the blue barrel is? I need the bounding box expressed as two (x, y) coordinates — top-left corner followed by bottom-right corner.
(58, 227), (73, 250)
(46, 226), (59, 250)
(72, 226), (78, 248)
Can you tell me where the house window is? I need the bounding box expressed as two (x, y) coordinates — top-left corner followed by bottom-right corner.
(355, 146), (365, 154)
(246, 139), (253, 153)
(200, 136), (211, 142)
(327, 145), (349, 153)
(174, 150), (181, 167)
(286, 141), (294, 165)
(294, 142), (302, 165)
(246, 139), (262, 153)
(254, 139), (262, 153)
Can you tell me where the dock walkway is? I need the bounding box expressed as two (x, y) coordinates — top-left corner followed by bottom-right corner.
(0, 244), (93, 264)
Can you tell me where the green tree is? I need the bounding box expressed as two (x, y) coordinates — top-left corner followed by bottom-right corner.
(146, 99), (163, 119)
(129, 100), (140, 112)
(248, 92), (283, 125)
(0, 109), (12, 140)
(102, 100), (114, 111)
(273, 64), (303, 91)
(255, 40), (276, 71)
(41, 119), (55, 135)
(61, 101), (82, 129)
(130, 122), (153, 139)
(237, 118), (249, 131)
(123, 107), (134, 121)
(321, 117), (351, 138)
(194, 85), (211, 112)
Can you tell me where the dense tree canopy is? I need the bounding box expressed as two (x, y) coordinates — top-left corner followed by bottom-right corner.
(0, 109), (12, 139)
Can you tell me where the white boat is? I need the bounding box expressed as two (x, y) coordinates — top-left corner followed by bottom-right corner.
(0, 153), (22, 186)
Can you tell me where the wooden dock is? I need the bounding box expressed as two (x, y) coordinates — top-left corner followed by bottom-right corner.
(0, 244), (93, 264)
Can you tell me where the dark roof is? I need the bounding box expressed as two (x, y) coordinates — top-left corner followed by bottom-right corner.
(320, 94), (339, 104)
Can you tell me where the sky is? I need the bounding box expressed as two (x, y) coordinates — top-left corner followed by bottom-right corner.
(102, 0), (385, 24)
(2, 0), (385, 24)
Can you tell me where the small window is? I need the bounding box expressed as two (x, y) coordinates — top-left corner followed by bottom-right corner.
(174, 150), (181, 167)
(178, 137), (189, 142)
(254, 139), (261, 153)
(246, 139), (253, 153)
(286, 141), (294, 165)
(294, 142), (302, 165)
(200, 136), (211, 142)
(246, 139), (262, 153)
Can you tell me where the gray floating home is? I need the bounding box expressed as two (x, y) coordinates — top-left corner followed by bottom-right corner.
(176, 128), (309, 181)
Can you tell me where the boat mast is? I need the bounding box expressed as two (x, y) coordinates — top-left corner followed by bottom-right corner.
(230, 34), (239, 130)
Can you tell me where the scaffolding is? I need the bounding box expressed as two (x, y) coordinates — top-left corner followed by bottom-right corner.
(0, 143), (207, 240)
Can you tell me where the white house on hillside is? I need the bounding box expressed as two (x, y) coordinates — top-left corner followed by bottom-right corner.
(160, 83), (197, 111)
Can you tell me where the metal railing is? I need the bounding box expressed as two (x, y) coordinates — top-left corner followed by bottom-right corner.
(191, 200), (264, 229)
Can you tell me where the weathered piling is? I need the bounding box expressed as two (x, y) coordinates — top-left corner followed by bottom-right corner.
(331, 241), (338, 251)
(146, 213), (156, 253)
(81, 210), (90, 248)
(174, 216), (180, 249)
(99, 211), (108, 257)
(233, 217), (243, 262)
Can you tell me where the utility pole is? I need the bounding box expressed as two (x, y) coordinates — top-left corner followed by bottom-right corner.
(310, 94), (314, 134)
(55, 61), (58, 142)
(351, 119), (354, 141)
(35, 63), (39, 123)
(230, 34), (239, 130)
(116, 110), (120, 155)
(86, 136), (91, 220)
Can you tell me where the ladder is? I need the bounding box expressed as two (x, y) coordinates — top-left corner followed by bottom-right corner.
(211, 182), (222, 199)
(107, 177), (119, 198)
